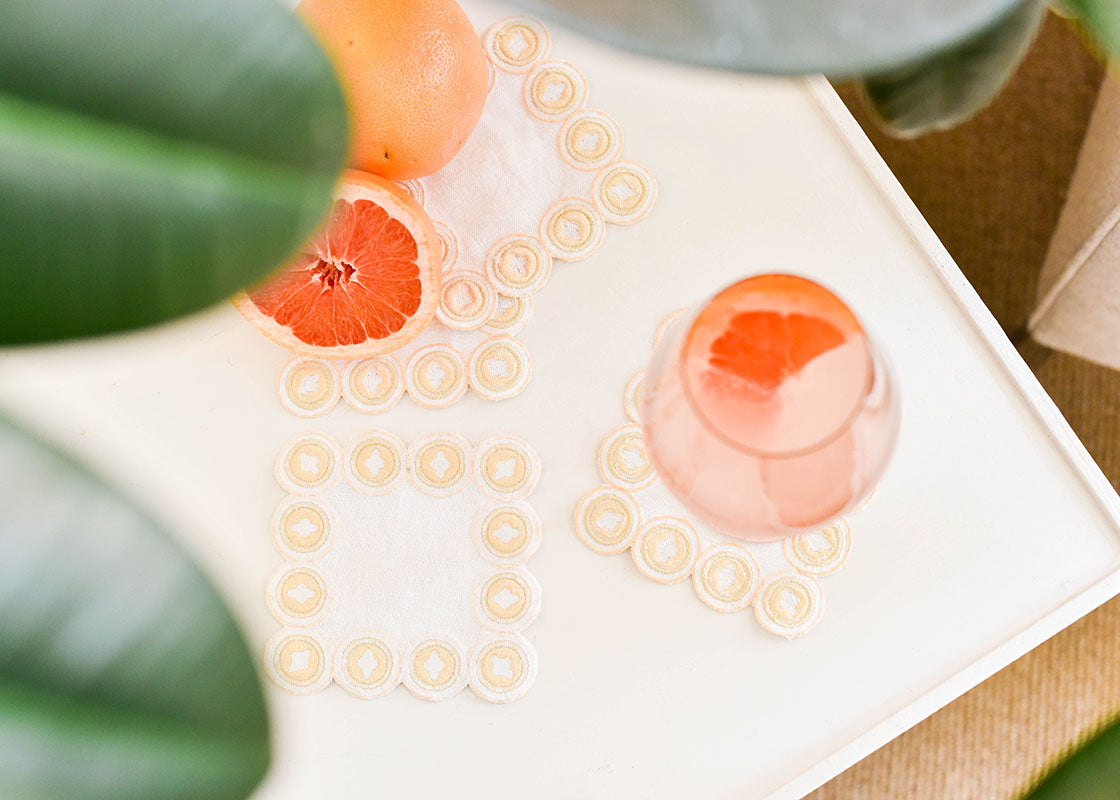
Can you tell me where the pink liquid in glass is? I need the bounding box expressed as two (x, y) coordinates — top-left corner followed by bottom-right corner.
(642, 274), (899, 541)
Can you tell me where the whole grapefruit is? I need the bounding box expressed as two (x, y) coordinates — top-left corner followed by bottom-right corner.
(298, 0), (489, 180)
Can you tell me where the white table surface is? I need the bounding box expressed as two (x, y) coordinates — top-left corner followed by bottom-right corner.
(3, 3), (1120, 797)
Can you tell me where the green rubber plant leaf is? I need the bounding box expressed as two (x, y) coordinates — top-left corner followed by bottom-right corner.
(0, 0), (348, 345)
(1064, 0), (1120, 61)
(856, 0), (1047, 137)
(0, 416), (269, 800)
(1023, 715), (1120, 799)
(509, 0), (1026, 76)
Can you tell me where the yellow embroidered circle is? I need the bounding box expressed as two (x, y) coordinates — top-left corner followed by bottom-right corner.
(408, 433), (471, 496)
(474, 435), (540, 498)
(345, 431), (406, 494)
(470, 637), (536, 703)
(593, 161), (657, 224)
(482, 294), (533, 336)
(268, 564), (330, 625)
(485, 234), (552, 297)
(405, 345), (468, 408)
(632, 516), (700, 584)
(754, 572), (824, 639)
(524, 60), (587, 120)
(273, 497), (333, 559)
(277, 433), (339, 494)
(692, 543), (760, 613)
(278, 358), (340, 417)
(559, 110), (622, 170)
(624, 370), (644, 424)
(782, 519), (852, 577)
(476, 567), (540, 632)
(335, 633), (399, 698)
(468, 336), (531, 401)
(342, 356), (404, 414)
(267, 629), (332, 694)
(433, 219), (459, 271)
(574, 486), (641, 555)
(404, 638), (466, 701)
(597, 424), (655, 490)
(485, 16), (550, 73)
(475, 501), (542, 562)
(437, 271), (497, 330)
(540, 198), (605, 261)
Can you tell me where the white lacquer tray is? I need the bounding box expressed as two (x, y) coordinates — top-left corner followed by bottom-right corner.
(3, 2), (1120, 797)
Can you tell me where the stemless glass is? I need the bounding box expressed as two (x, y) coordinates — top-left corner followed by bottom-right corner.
(642, 274), (900, 541)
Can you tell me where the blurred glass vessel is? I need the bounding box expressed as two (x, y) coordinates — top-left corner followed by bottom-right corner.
(642, 274), (899, 541)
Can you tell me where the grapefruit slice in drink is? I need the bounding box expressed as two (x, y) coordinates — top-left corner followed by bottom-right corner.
(683, 274), (872, 456)
(235, 169), (441, 358)
(682, 274), (872, 529)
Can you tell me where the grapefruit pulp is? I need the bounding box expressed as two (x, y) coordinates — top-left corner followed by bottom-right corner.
(235, 169), (441, 358)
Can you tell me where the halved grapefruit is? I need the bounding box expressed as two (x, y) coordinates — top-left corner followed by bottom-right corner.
(235, 169), (441, 358)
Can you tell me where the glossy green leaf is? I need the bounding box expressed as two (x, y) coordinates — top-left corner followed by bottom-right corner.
(0, 0), (348, 345)
(857, 0), (1046, 137)
(1065, 0), (1120, 61)
(510, 0), (1025, 76)
(0, 416), (269, 800)
(1023, 715), (1120, 799)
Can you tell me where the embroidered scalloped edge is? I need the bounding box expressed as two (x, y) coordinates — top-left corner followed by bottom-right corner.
(572, 313), (866, 639)
(274, 15), (657, 418)
(267, 430), (543, 700)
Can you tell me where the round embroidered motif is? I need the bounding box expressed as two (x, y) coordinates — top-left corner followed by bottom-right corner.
(342, 356), (404, 414)
(468, 336), (531, 401)
(272, 497), (333, 559)
(559, 110), (623, 171)
(408, 433), (471, 496)
(632, 516), (700, 584)
(653, 308), (687, 346)
(334, 633), (400, 699)
(482, 293), (533, 336)
(404, 638), (466, 701)
(574, 486), (641, 555)
(540, 198), (605, 261)
(593, 161), (657, 224)
(782, 519), (852, 577)
(524, 60), (587, 121)
(598, 424), (655, 490)
(278, 358), (339, 417)
(475, 567), (541, 632)
(266, 629), (332, 694)
(268, 563), (330, 626)
(405, 345), (468, 408)
(693, 543), (760, 613)
(485, 16), (549, 73)
(276, 433), (339, 494)
(438, 271), (497, 330)
(474, 501), (542, 563)
(433, 220), (459, 271)
(754, 572), (824, 639)
(398, 179), (425, 208)
(624, 370), (644, 423)
(470, 636), (537, 703)
(345, 431), (406, 495)
(474, 435), (541, 499)
(484, 234), (552, 297)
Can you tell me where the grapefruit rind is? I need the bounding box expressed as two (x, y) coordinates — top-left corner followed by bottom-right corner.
(234, 170), (441, 359)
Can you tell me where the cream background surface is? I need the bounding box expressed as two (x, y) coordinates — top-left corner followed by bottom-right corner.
(2, 3), (1120, 798)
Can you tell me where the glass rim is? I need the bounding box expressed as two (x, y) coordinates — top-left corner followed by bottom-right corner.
(677, 273), (880, 460)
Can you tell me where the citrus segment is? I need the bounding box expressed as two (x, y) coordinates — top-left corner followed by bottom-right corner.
(684, 274), (872, 454)
(236, 170), (440, 358)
